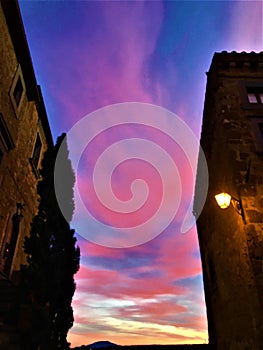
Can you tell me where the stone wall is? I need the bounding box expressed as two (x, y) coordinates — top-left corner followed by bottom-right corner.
(0, 1), (53, 347)
(0, 0), (51, 279)
(195, 52), (263, 349)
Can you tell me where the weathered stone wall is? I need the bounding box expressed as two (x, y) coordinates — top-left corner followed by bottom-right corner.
(0, 1), (50, 279)
(0, 2), (53, 348)
(195, 52), (263, 349)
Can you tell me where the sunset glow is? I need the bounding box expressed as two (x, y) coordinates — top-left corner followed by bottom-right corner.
(19, 0), (262, 347)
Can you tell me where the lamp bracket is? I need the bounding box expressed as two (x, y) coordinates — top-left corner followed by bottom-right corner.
(231, 197), (246, 224)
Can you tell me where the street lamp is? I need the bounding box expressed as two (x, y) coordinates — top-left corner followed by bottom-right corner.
(215, 192), (246, 223)
(215, 192), (231, 209)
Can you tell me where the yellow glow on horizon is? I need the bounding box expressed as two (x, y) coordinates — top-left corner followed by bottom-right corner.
(68, 317), (208, 348)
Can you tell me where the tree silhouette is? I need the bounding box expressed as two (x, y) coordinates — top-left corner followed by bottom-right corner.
(22, 133), (80, 349)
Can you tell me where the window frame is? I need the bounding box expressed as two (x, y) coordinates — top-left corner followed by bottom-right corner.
(0, 113), (15, 151)
(239, 80), (263, 110)
(30, 132), (43, 178)
(0, 113), (15, 167)
(247, 88), (263, 104)
(9, 65), (26, 117)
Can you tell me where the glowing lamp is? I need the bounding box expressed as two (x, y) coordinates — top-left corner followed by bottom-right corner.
(215, 192), (231, 209)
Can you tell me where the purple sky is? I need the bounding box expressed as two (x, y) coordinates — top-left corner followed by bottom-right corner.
(19, 0), (262, 347)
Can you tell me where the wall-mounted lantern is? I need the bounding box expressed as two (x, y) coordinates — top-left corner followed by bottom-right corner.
(215, 192), (231, 209)
(215, 192), (246, 223)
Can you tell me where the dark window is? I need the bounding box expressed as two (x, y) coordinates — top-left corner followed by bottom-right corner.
(0, 113), (14, 166)
(0, 113), (15, 151)
(247, 87), (263, 104)
(31, 134), (42, 170)
(9, 66), (26, 117)
(13, 76), (24, 107)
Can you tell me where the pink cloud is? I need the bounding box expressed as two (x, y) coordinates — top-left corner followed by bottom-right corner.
(20, 1), (262, 347)
(116, 299), (188, 321)
(68, 223), (206, 346)
(47, 1), (164, 133)
(156, 228), (202, 279)
(76, 264), (186, 299)
(227, 1), (263, 53)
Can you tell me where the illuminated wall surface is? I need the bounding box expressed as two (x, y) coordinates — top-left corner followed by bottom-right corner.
(0, 1), (52, 348)
(0, 1), (52, 280)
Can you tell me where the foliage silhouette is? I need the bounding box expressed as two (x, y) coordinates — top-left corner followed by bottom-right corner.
(22, 133), (80, 349)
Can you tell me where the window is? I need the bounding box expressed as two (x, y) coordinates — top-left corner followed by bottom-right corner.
(9, 65), (26, 116)
(247, 87), (263, 104)
(240, 81), (263, 109)
(30, 133), (42, 174)
(0, 113), (15, 166)
(249, 117), (263, 153)
(0, 113), (15, 151)
(13, 76), (24, 107)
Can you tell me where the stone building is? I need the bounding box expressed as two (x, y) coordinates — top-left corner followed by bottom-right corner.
(0, 0), (52, 344)
(195, 51), (263, 349)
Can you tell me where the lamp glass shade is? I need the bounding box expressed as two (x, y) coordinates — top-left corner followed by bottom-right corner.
(215, 192), (231, 209)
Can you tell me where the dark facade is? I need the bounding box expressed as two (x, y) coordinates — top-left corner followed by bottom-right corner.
(195, 52), (263, 349)
(0, 0), (52, 347)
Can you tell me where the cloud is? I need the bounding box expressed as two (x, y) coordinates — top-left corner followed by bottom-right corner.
(226, 1), (263, 53)
(20, 0), (262, 347)
(69, 289), (207, 346)
(68, 224), (207, 346)
(47, 1), (165, 132)
(76, 263), (186, 300)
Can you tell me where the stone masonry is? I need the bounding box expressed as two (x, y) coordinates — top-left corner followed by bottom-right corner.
(195, 52), (263, 350)
(0, 0), (52, 347)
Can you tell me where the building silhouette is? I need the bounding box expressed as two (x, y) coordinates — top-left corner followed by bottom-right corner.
(195, 51), (263, 349)
(0, 0), (52, 346)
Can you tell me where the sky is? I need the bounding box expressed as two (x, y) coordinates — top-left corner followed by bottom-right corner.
(19, 0), (262, 348)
